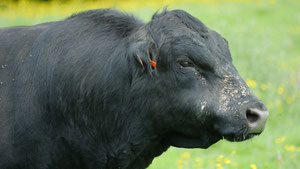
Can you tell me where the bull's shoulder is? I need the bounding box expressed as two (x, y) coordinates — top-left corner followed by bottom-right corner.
(65, 9), (144, 37)
(67, 9), (143, 25)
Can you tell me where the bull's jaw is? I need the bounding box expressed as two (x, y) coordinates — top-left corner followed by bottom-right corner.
(163, 132), (221, 149)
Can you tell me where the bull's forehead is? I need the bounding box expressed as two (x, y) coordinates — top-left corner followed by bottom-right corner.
(150, 10), (233, 66)
(150, 9), (209, 37)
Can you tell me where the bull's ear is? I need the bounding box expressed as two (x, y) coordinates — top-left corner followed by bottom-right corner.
(131, 40), (158, 75)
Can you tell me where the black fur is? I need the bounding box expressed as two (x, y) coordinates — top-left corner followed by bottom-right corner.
(0, 9), (267, 169)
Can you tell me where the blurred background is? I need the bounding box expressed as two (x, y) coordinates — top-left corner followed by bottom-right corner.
(1, 0), (300, 168)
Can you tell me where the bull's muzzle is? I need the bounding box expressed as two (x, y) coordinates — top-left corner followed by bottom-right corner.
(246, 108), (269, 134)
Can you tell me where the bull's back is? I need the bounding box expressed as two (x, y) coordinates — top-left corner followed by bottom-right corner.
(0, 23), (55, 64)
(0, 23), (54, 102)
(0, 23), (54, 142)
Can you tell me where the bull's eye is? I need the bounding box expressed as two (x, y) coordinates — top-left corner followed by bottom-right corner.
(179, 60), (194, 68)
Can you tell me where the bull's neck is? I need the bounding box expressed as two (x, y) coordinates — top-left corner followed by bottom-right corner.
(101, 112), (169, 169)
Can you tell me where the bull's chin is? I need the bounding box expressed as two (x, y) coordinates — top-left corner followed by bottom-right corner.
(163, 132), (221, 149)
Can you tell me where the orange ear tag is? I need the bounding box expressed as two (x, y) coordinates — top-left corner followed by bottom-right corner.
(150, 60), (157, 69)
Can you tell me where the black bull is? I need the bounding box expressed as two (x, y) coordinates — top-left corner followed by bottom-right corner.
(0, 9), (268, 169)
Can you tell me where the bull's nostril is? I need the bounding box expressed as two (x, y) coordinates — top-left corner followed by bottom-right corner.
(246, 108), (268, 134)
(246, 109), (259, 123)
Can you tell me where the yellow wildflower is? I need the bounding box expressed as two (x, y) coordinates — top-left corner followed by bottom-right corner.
(246, 79), (257, 88)
(181, 152), (190, 159)
(176, 159), (188, 165)
(216, 155), (224, 163)
(224, 158), (232, 165)
(286, 96), (295, 104)
(278, 87), (284, 95)
(250, 164), (257, 169)
(216, 163), (224, 169)
(284, 145), (296, 152)
(260, 84), (267, 91)
(275, 136), (286, 144)
(178, 165), (183, 169)
(290, 145), (296, 152)
(231, 150), (236, 154)
(195, 157), (202, 163)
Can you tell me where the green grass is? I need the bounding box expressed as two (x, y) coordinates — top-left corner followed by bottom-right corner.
(1, 0), (300, 168)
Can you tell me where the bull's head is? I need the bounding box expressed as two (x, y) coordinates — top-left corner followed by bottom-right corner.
(129, 9), (268, 149)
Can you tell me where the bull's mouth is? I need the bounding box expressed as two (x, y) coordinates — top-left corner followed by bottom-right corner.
(219, 125), (262, 142)
(163, 132), (221, 149)
(223, 133), (260, 142)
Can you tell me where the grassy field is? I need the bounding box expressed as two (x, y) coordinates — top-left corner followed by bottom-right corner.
(1, 0), (300, 168)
